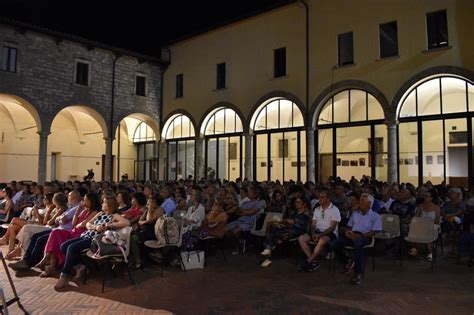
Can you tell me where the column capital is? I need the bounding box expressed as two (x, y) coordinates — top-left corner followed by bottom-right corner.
(385, 118), (399, 127)
(37, 131), (51, 137)
(306, 126), (316, 133)
(103, 137), (116, 142)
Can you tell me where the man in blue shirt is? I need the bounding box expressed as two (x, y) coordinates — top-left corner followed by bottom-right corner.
(225, 186), (263, 254)
(331, 193), (382, 285)
(159, 186), (176, 216)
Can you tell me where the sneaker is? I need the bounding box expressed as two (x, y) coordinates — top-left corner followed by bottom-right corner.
(260, 259), (272, 267)
(426, 253), (433, 262)
(342, 260), (355, 274)
(351, 273), (363, 285)
(326, 252), (335, 260)
(260, 248), (272, 256)
(231, 248), (240, 256)
(305, 261), (321, 272)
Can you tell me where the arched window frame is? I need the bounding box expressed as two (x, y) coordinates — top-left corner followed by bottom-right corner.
(132, 121), (156, 143)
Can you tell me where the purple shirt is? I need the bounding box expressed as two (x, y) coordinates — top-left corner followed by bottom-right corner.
(60, 203), (81, 230)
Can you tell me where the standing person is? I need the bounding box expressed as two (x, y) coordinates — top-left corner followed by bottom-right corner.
(54, 197), (130, 289)
(331, 193), (382, 285)
(298, 190), (341, 271)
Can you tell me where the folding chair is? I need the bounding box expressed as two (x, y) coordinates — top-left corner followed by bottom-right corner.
(85, 226), (135, 293)
(144, 220), (185, 276)
(404, 217), (438, 270)
(376, 214), (402, 265)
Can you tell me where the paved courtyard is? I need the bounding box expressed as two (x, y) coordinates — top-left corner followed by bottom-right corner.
(1, 244), (473, 314)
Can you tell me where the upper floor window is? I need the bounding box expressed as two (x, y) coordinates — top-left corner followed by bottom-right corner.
(338, 32), (354, 66)
(274, 47), (286, 77)
(136, 75), (146, 96)
(216, 63), (226, 89)
(75, 61), (90, 86)
(379, 21), (398, 58)
(176, 73), (183, 98)
(426, 10), (448, 50)
(1, 46), (17, 72)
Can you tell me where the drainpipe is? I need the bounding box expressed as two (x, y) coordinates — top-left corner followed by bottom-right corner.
(301, 0), (313, 182)
(159, 47), (171, 180)
(108, 53), (121, 182)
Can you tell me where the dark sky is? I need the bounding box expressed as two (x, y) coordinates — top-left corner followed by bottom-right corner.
(0, 0), (292, 56)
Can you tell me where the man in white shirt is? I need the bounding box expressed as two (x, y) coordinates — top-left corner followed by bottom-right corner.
(298, 189), (341, 271)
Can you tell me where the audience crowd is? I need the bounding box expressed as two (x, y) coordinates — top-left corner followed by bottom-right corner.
(0, 175), (473, 289)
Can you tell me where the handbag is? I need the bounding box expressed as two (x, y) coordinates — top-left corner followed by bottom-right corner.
(155, 215), (179, 245)
(180, 250), (205, 270)
(90, 230), (127, 261)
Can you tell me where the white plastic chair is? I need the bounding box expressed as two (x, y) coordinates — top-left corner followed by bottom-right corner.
(376, 214), (402, 265)
(405, 217), (438, 269)
(251, 212), (283, 237)
(86, 226), (134, 293)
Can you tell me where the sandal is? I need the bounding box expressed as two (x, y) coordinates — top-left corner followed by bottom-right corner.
(39, 266), (57, 278)
(5, 247), (22, 260)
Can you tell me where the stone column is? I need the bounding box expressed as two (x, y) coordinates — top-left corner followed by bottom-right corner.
(306, 127), (316, 183)
(37, 131), (50, 184)
(104, 137), (113, 182)
(244, 134), (252, 181)
(195, 138), (205, 180)
(158, 141), (167, 181)
(387, 119), (398, 184)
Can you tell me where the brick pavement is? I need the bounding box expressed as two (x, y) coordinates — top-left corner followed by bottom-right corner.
(1, 244), (473, 314)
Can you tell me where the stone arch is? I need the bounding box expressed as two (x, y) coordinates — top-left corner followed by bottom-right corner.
(113, 110), (160, 141)
(392, 66), (474, 121)
(248, 91), (307, 133)
(0, 93), (43, 133)
(310, 80), (391, 127)
(198, 102), (246, 136)
(162, 109), (198, 140)
(49, 105), (108, 138)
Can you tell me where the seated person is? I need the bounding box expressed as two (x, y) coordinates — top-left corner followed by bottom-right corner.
(122, 192), (147, 226)
(116, 190), (131, 214)
(9, 192), (75, 269)
(266, 190), (287, 215)
(390, 188), (416, 236)
(36, 193), (100, 276)
(159, 186), (176, 216)
(0, 192), (54, 258)
(260, 197), (311, 267)
(409, 189), (441, 262)
(298, 190), (341, 271)
(182, 189), (205, 233)
(54, 196), (130, 289)
(174, 187), (188, 211)
(0, 187), (14, 222)
(137, 194), (164, 241)
(225, 187), (263, 255)
(441, 187), (465, 235)
(331, 193), (382, 285)
(199, 199), (228, 239)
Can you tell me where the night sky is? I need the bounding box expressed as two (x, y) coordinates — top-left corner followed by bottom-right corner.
(0, 0), (292, 56)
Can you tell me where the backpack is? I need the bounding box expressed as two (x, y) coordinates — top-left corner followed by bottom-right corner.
(154, 215), (179, 245)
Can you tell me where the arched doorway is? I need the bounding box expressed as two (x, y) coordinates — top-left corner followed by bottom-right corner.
(250, 98), (305, 182)
(49, 106), (107, 181)
(202, 107), (244, 181)
(397, 75), (474, 188)
(114, 115), (159, 181)
(315, 89), (385, 182)
(162, 113), (195, 180)
(0, 94), (41, 182)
